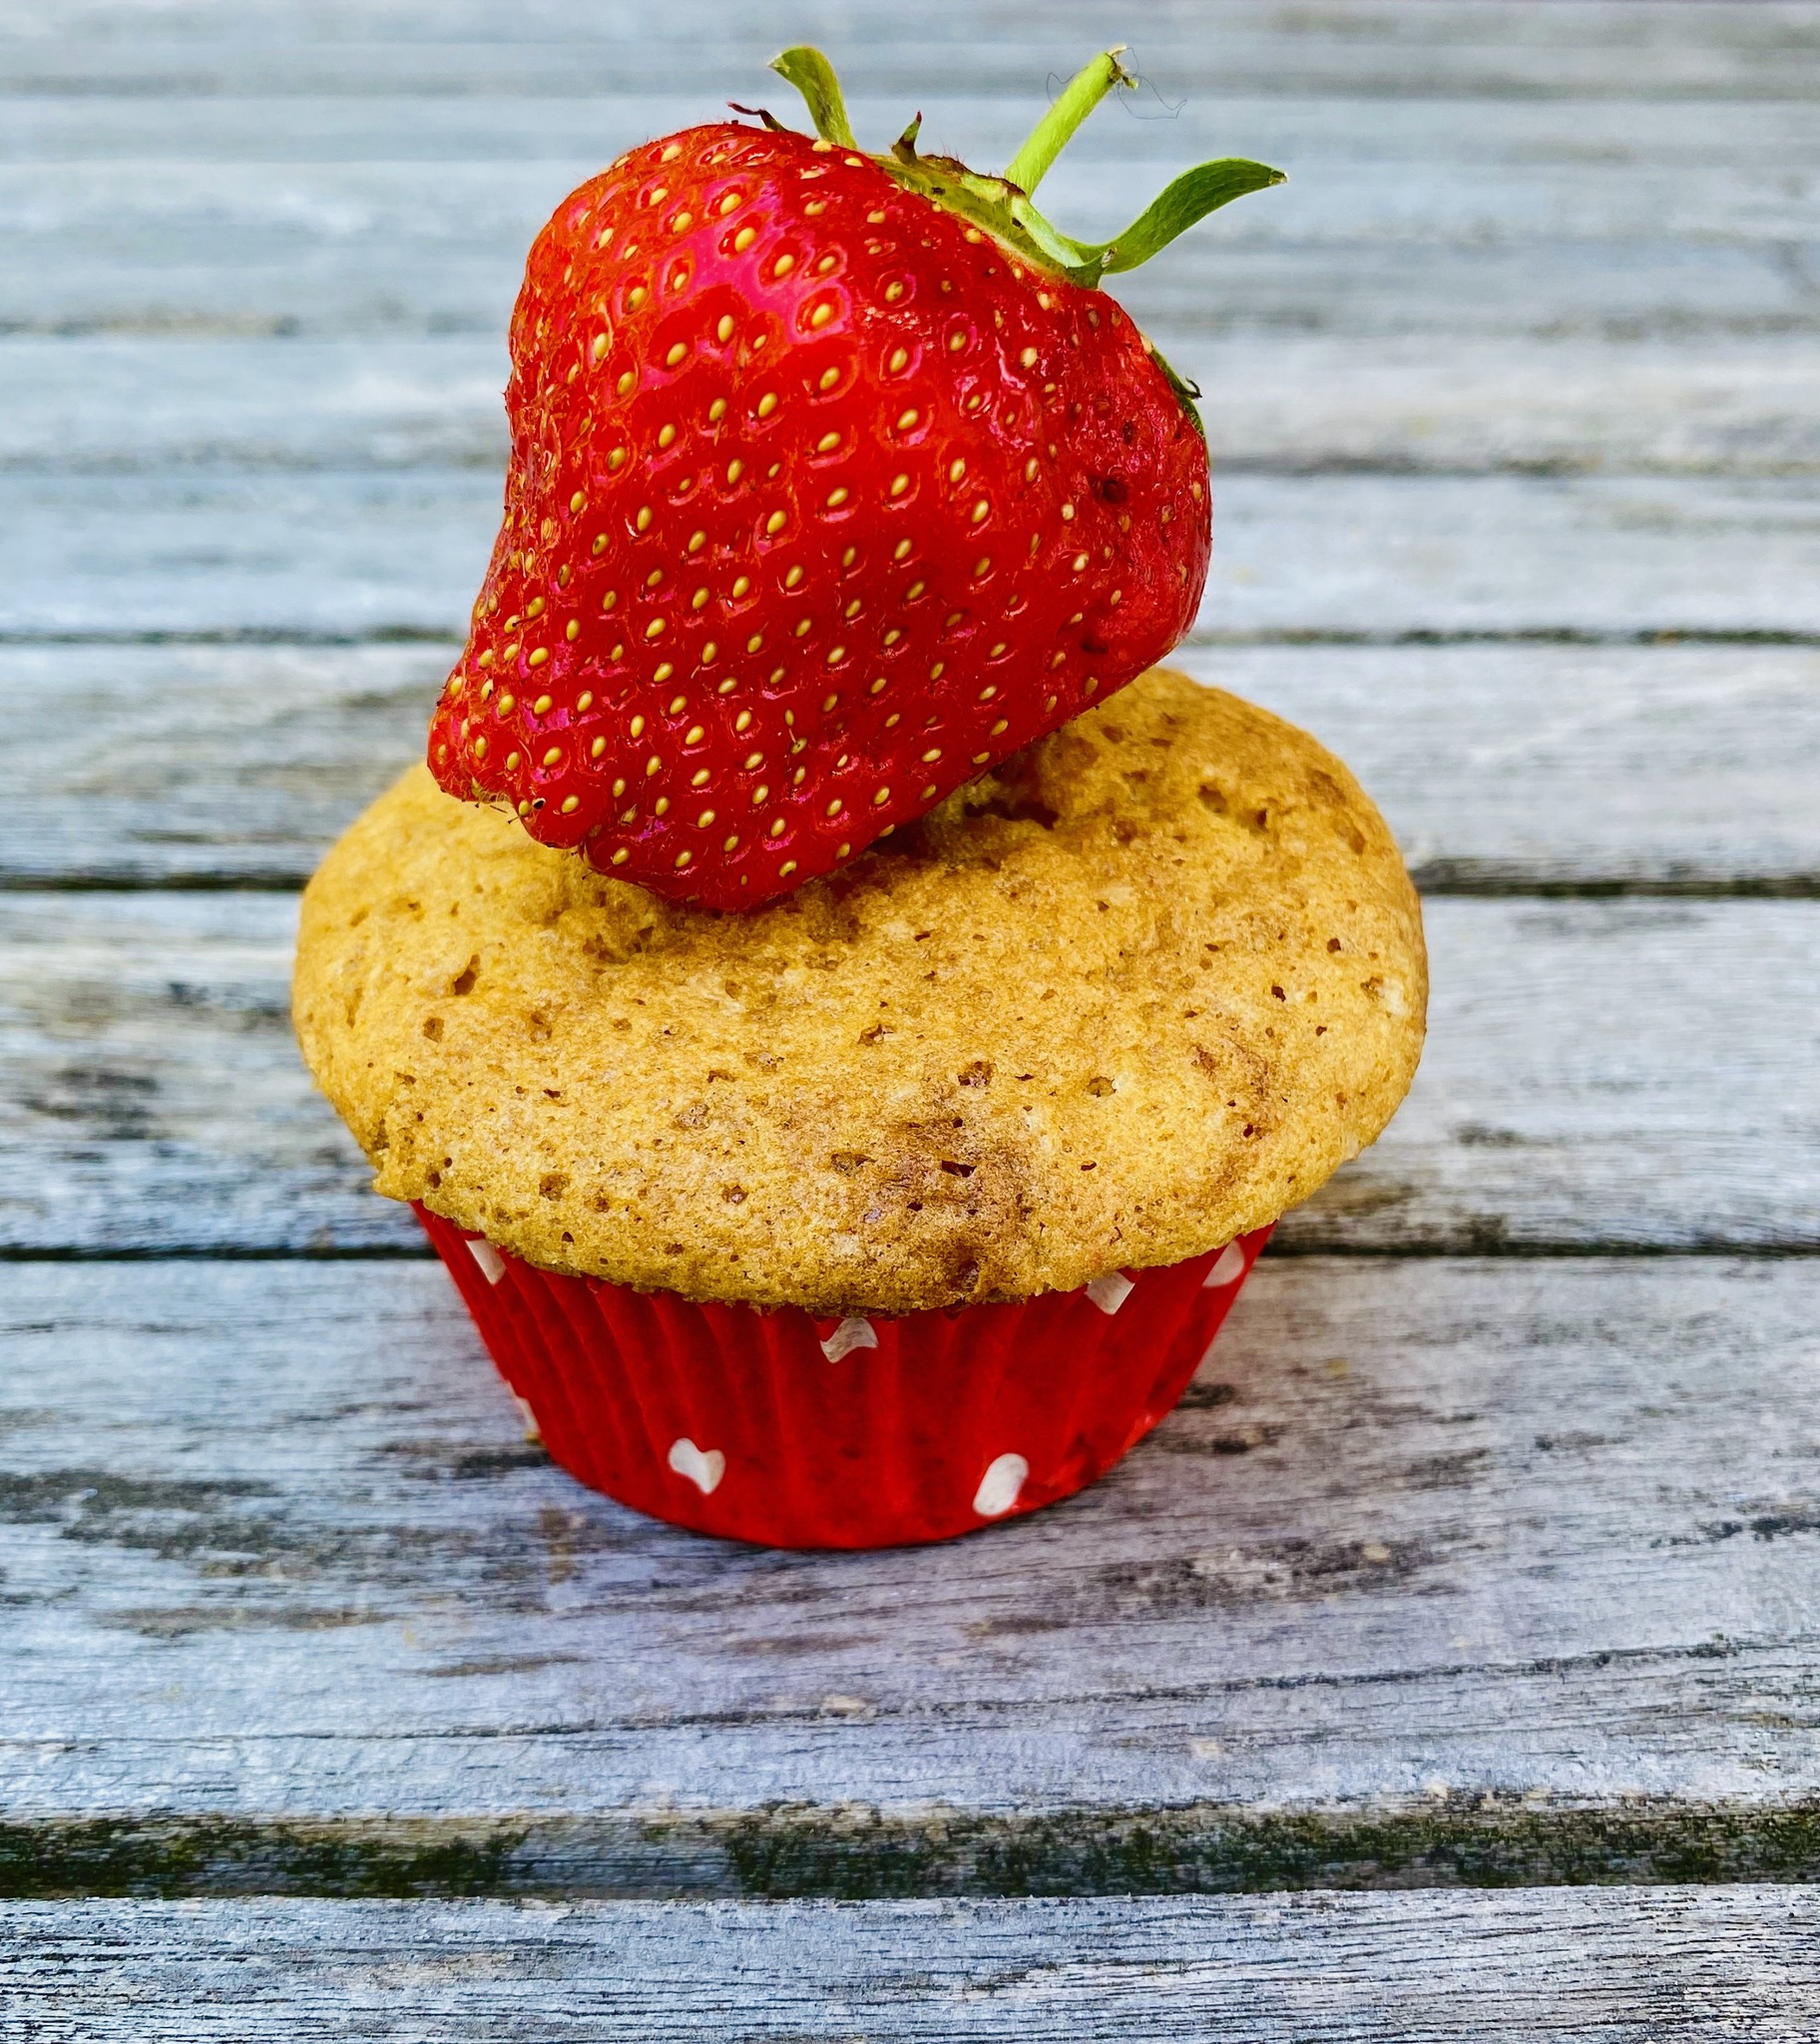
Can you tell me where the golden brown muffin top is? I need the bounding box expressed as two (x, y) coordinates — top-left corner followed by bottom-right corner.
(294, 668), (1425, 1313)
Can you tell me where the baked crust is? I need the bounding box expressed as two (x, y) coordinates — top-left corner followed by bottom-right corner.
(293, 668), (1426, 1312)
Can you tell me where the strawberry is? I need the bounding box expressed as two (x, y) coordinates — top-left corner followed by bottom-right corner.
(427, 47), (1281, 908)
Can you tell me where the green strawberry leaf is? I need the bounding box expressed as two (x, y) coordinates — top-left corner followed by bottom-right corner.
(1075, 159), (1287, 273)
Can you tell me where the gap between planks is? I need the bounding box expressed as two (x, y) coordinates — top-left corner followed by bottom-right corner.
(2, 892), (1817, 1259)
(0, 0), (1805, 1962)
(0, 899), (1813, 1259)
(6, 1258), (1820, 1893)
(3, 640), (1815, 894)
(4, 83), (1813, 351)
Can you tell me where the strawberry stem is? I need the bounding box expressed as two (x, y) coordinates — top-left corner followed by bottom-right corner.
(1003, 48), (1133, 198)
(768, 47), (856, 149)
(762, 45), (1283, 313)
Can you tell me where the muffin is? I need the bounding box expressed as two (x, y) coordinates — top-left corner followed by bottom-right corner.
(295, 668), (1425, 1544)
(293, 52), (1424, 1545)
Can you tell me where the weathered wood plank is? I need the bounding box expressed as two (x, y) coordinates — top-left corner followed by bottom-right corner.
(4, 54), (1813, 350)
(0, 469), (496, 641)
(7, 642), (1818, 893)
(0, 0), (1810, 1978)
(0, 643), (448, 889)
(11, 333), (1820, 479)
(3, 1889), (1819, 2040)
(0, 337), (515, 474)
(3, 893), (1815, 1256)
(7, 110), (1813, 248)
(5, 2), (1818, 100)
(1176, 644), (1820, 895)
(0, 891), (400, 1255)
(5, 1257), (1820, 1893)
(8, 83), (1818, 168)
(1186, 336), (1820, 479)
(5, 471), (1818, 641)
(19, 240), (1799, 350)
(10, 87), (1820, 173)
(6, 159), (1810, 344)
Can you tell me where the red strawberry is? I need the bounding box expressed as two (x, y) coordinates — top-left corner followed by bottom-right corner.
(427, 48), (1281, 908)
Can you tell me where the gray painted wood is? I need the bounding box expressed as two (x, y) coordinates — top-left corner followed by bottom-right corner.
(9, 125), (1812, 277)
(6, 1), (1819, 100)
(4, 893), (1816, 1257)
(11, 87), (1820, 173)
(0, 643), (451, 889)
(7, 470), (1820, 641)
(12, 641), (1818, 893)
(11, 334), (1820, 479)
(5, 1256), (1820, 1896)
(2, 0), (1817, 1964)
(4, 1889), (1820, 2040)
(7, 140), (1813, 346)
(16, 223), (1805, 351)
(5, 32), (1816, 354)
(1176, 644), (1820, 895)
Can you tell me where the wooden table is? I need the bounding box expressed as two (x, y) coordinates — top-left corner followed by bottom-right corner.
(3, 2), (1819, 2033)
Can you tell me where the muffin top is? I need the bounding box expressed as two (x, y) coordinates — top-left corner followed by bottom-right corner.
(294, 667), (1425, 1313)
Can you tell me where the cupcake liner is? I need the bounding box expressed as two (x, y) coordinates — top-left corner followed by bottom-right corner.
(415, 1202), (1271, 1549)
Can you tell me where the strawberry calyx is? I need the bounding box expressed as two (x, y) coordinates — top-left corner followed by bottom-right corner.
(766, 45), (1284, 296)
(757, 46), (1282, 424)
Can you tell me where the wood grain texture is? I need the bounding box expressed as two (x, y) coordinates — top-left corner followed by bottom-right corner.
(8, 119), (1812, 265)
(5, 892), (1816, 1257)
(0, 643), (448, 889)
(1177, 644), (1820, 895)
(9, 80), (1818, 166)
(5, 1), (1818, 100)
(2, 0), (1817, 1954)
(12, 641), (1818, 893)
(4, 31), (1815, 355)
(4, 1889), (1820, 2041)
(6, 471), (1818, 641)
(7, 140), (1812, 346)
(6, 1257), (1820, 1893)
(11, 334), (1820, 479)
(15, 224), (1807, 352)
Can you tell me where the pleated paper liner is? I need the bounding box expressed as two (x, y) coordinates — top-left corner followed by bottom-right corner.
(416, 1202), (1271, 1549)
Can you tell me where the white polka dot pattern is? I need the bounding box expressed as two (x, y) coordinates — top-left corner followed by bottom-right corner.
(416, 1201), (1273, 1547)
(466, 1238), (507, 1286)
(1203, 1242), (1247, 1288)
(820, 1316), (879, 1362)
(973, 1452), (1030, 1518)
(667, 1437), (726, 1495)
(1085, 1272), (1135, 1316)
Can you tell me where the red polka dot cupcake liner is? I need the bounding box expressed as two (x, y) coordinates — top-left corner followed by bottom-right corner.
(414, 1203), (1272, 1549)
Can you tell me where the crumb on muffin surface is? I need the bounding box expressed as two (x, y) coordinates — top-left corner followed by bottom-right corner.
(292, 667), (1426, 1314)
